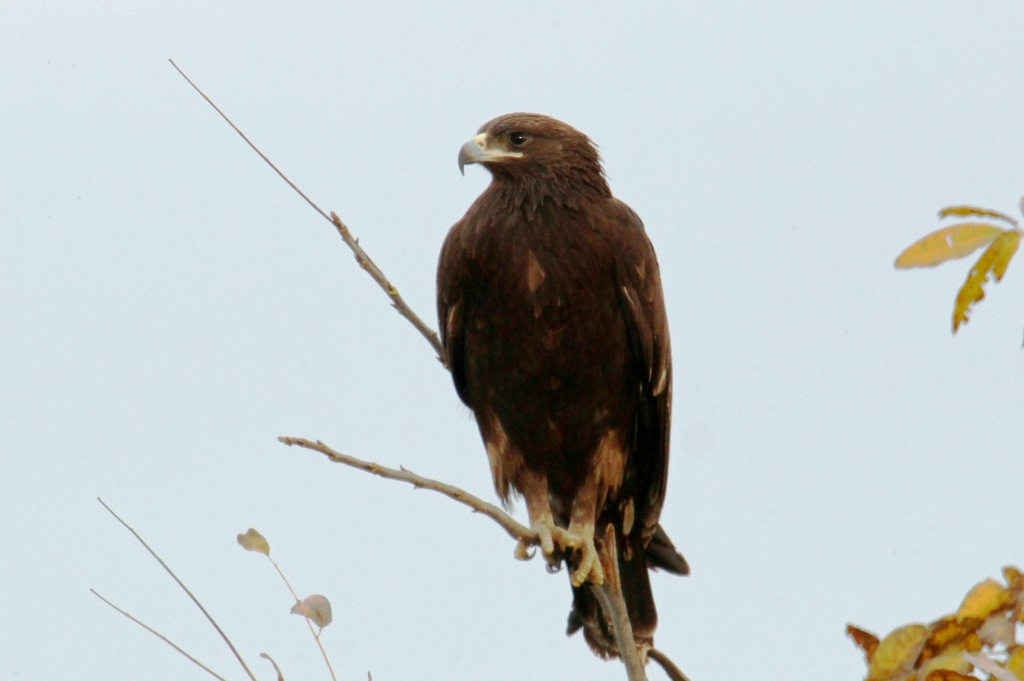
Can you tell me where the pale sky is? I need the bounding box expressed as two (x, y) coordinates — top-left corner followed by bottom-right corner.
(3, 3), (1023, 680)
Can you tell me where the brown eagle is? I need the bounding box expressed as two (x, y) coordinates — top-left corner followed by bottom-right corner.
(437, 113), (688, 658)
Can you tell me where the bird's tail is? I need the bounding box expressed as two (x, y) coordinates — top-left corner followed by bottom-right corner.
(565, 523), (687, 659)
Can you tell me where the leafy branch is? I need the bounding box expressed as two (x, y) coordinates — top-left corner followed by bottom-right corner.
(895, 200), (1023, 333)
(237, 529), (337, 681)
(94, 499), (342, 680)
(848, 566), (1024, 681)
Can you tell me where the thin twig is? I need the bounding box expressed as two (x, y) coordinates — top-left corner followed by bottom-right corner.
(649, 648), (691, 681)
(286, 589), (336, 681)
(91, 589), (229, 681)
(260, 652), (285, 681)
(268, 555), (337, 681)
(96, 498), (259, 681)
(169, 59), (326, 221)
(270, 557), (301, 602)
(169, 59), (443, 362)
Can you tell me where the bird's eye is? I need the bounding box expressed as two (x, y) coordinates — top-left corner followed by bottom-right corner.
(509, 132), (529, 147)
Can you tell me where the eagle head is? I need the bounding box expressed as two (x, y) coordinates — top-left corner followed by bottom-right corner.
(458, 113), (607, 200)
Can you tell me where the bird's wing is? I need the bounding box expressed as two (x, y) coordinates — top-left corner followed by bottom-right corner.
(610, 200), (673, 543)
(437, 220), (470, 401)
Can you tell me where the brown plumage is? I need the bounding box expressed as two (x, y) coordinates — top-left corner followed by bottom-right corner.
(437, 113), (688, 659)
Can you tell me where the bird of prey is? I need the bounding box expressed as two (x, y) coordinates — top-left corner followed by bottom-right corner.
(437, 113), (688, 659)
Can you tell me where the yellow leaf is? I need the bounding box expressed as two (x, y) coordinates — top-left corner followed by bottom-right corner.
(237, 528), (270, 555)
(1003, 565), (1024, 591)
(918, 648), (973, 679)
(924, 671), (976, 681)
(963, 632), (983, 654)
(291, 594), (333, 628)
(1005, 647), (1024, 681)
(922, 616), (981, 662)
(848, 623), (881, 661)
(939, 204), (1019, 227)
(1003, 566), (1024, 624)
(869, 624), (929, 681)
(953, 230), (1022, 332)
(895, 223), (1006, 268)
(957, 578), (1012, 621)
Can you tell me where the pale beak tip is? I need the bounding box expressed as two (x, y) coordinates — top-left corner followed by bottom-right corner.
(457, 135), (487, 177)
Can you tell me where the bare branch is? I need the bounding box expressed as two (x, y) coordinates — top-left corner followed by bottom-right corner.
(279, 437), (691, 680)
(96, 498), (259, 681)
(278, 436), (533, 543)
(593, 525), (647, 681)
(591, 583), (646, 681)
(91, 589), (229, 681)
(169, 59), (443, 362)
(329, 212), (444, 360)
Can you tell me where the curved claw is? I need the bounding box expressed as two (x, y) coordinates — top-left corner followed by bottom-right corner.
(519, 519), (605, 586)
(514, 541), (536, 561)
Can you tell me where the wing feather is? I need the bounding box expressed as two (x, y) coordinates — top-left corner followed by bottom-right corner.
(609, 201), (685, 572)
(437, 221), (470, 401)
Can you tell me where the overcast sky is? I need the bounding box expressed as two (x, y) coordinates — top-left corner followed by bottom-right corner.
(3, 2), (1023, 680)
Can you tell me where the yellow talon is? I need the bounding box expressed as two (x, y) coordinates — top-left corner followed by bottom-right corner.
(570, 537), (605, 587)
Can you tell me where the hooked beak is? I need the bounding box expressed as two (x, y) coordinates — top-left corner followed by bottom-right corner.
(458, 133), (523, 175)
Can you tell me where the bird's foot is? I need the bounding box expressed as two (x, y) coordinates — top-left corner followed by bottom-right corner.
(562, 530), (605, 587)
(515, 518), (558, 565)
(515, 519), (605, 586)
